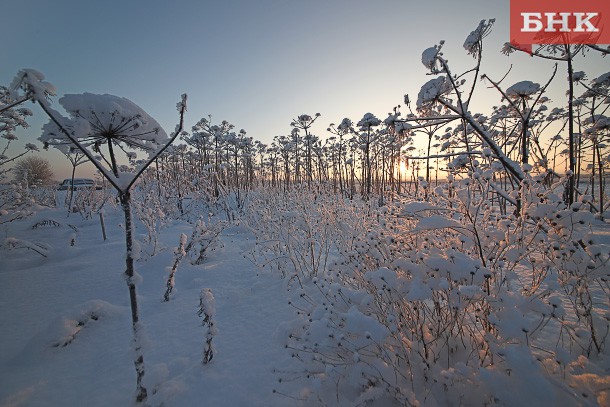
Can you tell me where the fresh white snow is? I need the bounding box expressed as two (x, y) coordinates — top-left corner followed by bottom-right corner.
(505, 80), (541, 98)
(0, 204), (301, 406)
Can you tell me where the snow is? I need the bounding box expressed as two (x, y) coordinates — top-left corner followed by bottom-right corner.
(593, 71), (610, 87)
(506, 80), (540, 98)
(357, 112), (381, 128)
(10, 69), (56, 101)
(0, 206), (300, 406)
(414, 214), (461, 230)
(416, 76), (451, 108)
(344, 306), (387, 343)
(400, 201), (444, 215)
(59, 93), (168, 145)
(337, 117), (352, 131)
(463, 24), (482, 54)
(573, 71), (586, 82)
(2, 133), (18, 141)
(463, 20), (494, 56)
(421, 46), (439, 69)
(199, 288), (216, 317)
(479, 345), (558, 406)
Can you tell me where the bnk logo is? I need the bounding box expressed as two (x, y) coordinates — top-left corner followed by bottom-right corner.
(510, 0), (610, 47)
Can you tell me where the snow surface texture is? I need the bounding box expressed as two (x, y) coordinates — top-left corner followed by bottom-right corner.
(0, 204), (300, 406)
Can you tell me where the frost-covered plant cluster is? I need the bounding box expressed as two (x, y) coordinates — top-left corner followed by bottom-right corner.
(245, 188), (377, 286)
(163, 219), (226, 302)
(0, 71), (49, 225)
(0, 83), (37, 180)
(259, 21), (610, 405)
(0, 175), (56, 226)
(267, 164), (609, 405)
(0, 183), (36, 225)
(70, 182), (114, 220)
(133, 185), (171, 256)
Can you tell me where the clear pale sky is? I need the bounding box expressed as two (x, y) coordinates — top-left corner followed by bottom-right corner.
(2, 0), (608, 180)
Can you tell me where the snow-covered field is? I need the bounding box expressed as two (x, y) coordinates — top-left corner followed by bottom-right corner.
(0, 201), (303, 406)
(2, 186), (609, 406)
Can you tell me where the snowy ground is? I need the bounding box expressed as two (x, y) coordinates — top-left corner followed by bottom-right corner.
(0, 204), (303, 406)
(2, 196), (610, 406)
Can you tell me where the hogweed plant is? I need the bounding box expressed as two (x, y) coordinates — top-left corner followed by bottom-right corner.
(12, 68), (188, 403)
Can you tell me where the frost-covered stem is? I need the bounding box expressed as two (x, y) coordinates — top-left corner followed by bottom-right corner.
(363, 128), (372, 198)
(120, 190), (147, 402)
(426, 131), (432, 183)
(464, 207), (487, 268)
(596, 144), (604, 218)
(66, 165), (77, 213)
(465, 40), (483, 107)
(198, 288), (216, 364)
(586, 44), (610, 54)
(107, 139), (119, 177)
(294, 131), (300, 184)
(163, 233), (187, 302)
(126, 94), (187, 191)
(521, 98), (528, 164)
(0, 147), (30, 167)
(439, 99), (524, 183)
(0, 96), (29, 114)
(437, 59), (460, 107)
(484, 65), (557, 166)
(566, 53), (575, 205)
(154, 159), (162, 198)
(99, 211), (107, 241)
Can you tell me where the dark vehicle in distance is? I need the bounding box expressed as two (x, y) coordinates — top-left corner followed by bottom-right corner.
(58, 178), (101, 190)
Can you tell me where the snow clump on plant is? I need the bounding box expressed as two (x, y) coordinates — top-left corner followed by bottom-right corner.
(506, 81), (540, 98)
(41, 93), (167, 153)
(417, 76), (452, 109)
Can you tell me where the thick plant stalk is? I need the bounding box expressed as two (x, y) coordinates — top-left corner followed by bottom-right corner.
(120, 190), (147, 402)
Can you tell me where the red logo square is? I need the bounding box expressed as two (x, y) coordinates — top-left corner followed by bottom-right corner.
(510, 0), (610, 48)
